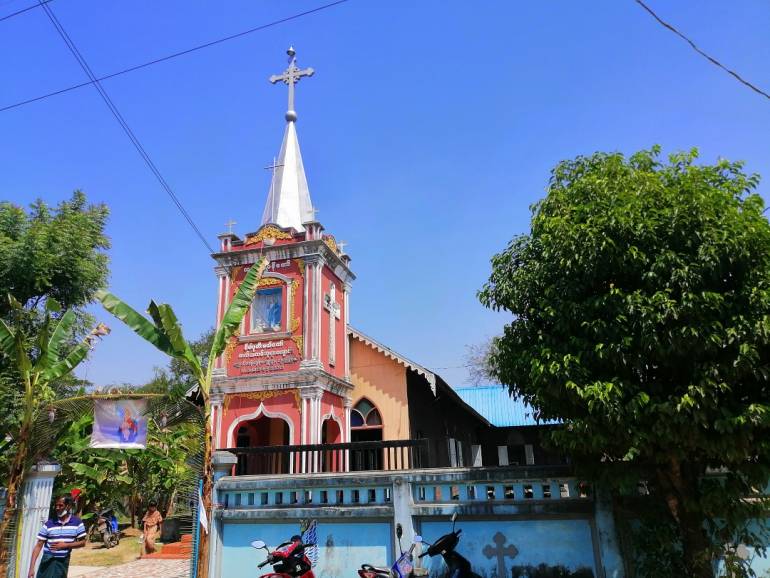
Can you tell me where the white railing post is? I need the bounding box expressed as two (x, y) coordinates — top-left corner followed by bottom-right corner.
(16, 462), (60, 578)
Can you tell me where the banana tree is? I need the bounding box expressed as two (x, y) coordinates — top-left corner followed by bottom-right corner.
(0, 296), (109, 574)
(96, 257), (268, 578)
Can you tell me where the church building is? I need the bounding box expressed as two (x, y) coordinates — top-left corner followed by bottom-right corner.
(208, 47), (497, 475)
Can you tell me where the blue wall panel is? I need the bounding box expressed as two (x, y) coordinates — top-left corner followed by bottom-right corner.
(222, 520), (393, 577)
(419, 519), (597, 578)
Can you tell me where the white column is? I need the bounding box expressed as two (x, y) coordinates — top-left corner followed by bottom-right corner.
(17, 462), (60, 578)
(343, 398), (352, 472)
(343, 284), (351, 380)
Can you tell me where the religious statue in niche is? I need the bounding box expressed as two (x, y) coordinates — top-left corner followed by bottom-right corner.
(252, 287), (283, 333)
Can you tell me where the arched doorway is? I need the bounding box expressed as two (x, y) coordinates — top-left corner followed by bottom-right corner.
(234, 415), (290, 475)
(350, 398), (383, 471)
(321, 418), (343, 472)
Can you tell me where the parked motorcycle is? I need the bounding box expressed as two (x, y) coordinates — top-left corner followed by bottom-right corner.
(93, 508), (119, 549)
(251, 537), (315, 578)
(418, 513), (480, 578)
(358, 523), (427, 578)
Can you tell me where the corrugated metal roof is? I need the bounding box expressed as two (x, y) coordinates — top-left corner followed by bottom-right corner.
(454, 386), (554, 427)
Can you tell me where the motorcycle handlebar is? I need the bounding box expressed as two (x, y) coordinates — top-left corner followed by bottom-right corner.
(258, 560), (270, 568)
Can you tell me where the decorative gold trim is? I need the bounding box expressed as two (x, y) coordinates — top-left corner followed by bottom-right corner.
(257, 277), (282, 288)
(289, 279), (300, 332)
(324, 236), (338, 253)
(293, 259), (305, 275)
(229, 265), (244, 282)
(223, 389), (302, 413)
(245, 225), (293, 246)
(291, 335), (304, 356)
(224, 335), (238, 365)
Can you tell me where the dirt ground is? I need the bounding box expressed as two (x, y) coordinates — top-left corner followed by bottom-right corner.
(71, 527), (163, 567)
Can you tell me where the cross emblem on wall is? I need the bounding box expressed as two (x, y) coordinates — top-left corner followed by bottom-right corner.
(324, 284), (341, 366)
(483, 532), (519, 578)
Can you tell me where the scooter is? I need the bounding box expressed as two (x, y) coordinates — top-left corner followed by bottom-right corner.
(358, 523), (428, 578)
(95, 508), (119, 548)
(418, 513), (480, 578)
(251, 537), (315, 578)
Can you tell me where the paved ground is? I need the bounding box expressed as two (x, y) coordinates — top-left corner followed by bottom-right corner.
(69, 560), (189, 578)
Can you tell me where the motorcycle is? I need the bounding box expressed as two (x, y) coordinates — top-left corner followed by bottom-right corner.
(93, 508), (119, 549)
(358, 523), (428, 578)
(251, 537), (315, 578)
(418, 513), (480, 578)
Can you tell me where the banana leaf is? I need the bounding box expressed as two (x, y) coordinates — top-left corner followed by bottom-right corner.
(96, 290), (175, 356)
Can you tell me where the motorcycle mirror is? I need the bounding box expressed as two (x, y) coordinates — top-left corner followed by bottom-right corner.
(396, 523), (403, 539)
(251, 540), (266, 550)
(413, 535), (423, 543)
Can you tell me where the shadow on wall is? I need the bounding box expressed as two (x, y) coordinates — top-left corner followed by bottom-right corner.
(510, 565), (594, 578)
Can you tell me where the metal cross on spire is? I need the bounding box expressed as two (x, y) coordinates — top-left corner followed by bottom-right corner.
(269, 46), (314, 123)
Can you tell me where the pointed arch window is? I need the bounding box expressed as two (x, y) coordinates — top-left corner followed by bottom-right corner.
(350, 398), (383, 429)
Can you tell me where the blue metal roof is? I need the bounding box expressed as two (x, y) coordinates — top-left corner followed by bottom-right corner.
(454, 386), (553, 428)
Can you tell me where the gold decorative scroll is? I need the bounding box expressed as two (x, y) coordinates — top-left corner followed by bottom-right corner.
(293, 259), (305, 275)
(289, 279), (300, 332)
(229, 265), (244, 282)
(224, 335), (238, 365)
(245, 225), (293, 246)
(324, 236), (338, 254)
(223, 388), (302, 413)
(257, 277), (282, 288)
(291, 335), (304, 356)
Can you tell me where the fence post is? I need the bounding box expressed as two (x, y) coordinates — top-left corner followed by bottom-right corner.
(594, 486), (625, 578)
(391, 476), (415, 559)
(207, 451), (238, 578)
(15, 462), (60, 578)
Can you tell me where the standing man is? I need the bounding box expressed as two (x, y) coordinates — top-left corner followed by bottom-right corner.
(28, 495), (86, 578)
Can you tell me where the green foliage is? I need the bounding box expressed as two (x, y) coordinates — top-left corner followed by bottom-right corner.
(479, 148), (770, 577)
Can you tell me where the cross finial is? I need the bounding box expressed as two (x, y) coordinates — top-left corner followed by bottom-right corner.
(224, 219), (237, 234)
(269, 46), (314, 123)
(337, 241), (347, 254)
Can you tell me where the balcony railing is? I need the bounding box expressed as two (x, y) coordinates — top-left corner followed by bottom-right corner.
(222, 439), (430, 476)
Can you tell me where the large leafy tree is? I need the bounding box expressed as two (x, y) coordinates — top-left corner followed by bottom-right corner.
(0, 192), (109, 473)
(96, 256), (268, 578)
(479, 148), (770, 577)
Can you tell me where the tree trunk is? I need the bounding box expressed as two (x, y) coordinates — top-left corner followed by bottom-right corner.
(197, 408), (213, 578)
(0, 426), (30, 577)
(657, 457), (713, 578)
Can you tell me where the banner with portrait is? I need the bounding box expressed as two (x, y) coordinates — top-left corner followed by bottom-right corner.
(90, 398), (149, 449)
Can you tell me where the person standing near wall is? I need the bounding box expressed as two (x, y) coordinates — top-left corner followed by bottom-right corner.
(27, 495), (86, 578)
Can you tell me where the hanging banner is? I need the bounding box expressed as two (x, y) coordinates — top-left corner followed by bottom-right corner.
(90, 399), (148, 449)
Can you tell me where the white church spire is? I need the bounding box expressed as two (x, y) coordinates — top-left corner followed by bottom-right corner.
(260, 46), (315, 232)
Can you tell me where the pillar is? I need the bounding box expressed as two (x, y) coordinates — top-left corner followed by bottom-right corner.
(208, 451), (238, 578)
(16, 462), (60, 578)
(391, 476), (417, 563)
(594, 487), (625, 578)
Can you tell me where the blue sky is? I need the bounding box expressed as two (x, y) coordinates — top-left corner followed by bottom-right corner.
(2, 0), (770, 388)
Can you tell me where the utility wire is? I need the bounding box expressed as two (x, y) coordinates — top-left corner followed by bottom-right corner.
(634, 0), (770, 102)
(38, 1), (215, 253)
(0, 0), (52, 22)
(1, 0), (349, 113)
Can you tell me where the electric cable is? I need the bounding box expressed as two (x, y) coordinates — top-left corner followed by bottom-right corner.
(0, 0), (52, 23)
(38, 0), (215, 253)
(1, 0), (349, 113)
(634, 0), (770, 101)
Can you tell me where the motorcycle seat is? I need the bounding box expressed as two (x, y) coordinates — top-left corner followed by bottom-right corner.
(361, 564), (391, 575)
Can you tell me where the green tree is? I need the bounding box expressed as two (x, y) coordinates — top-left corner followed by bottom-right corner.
(0, 297), (109, 573)
(0, 192), (109, 475)
(479, 148), (770, 578)
(96, 256), (268, 578)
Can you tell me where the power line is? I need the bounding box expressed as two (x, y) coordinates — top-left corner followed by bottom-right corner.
(0, 0), (52, 23)
(38, 0), (215, 253)
(634, 0), (770, 102)
(1, 0), (349, 113)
